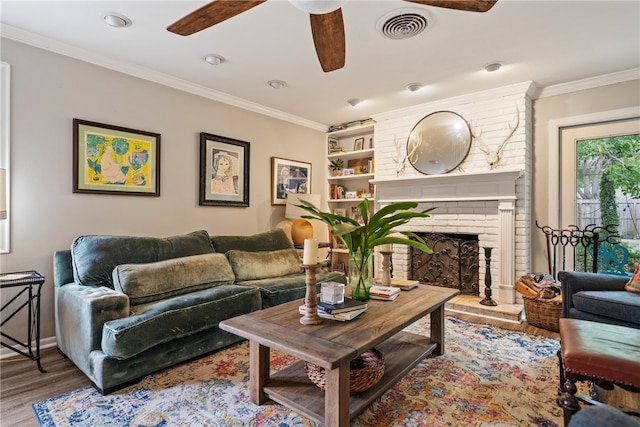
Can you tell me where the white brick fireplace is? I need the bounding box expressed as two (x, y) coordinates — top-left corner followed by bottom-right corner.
(371, 82), (536, 304)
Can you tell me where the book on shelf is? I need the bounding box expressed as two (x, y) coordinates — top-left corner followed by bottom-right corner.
(317, 297), (367, 314)
(374, 279), (420, 291)
(299, 305), (367, 321)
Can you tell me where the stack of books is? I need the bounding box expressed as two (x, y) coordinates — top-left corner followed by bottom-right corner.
(369, 285), (401, 301)
(374, 278), (420, 291)
(300, 298), (367, 321)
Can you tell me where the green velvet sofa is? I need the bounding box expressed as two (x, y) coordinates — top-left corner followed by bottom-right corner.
(53, 229), (346, 394)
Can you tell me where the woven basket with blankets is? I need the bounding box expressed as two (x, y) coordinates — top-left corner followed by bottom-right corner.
(516, 273), (562, 332)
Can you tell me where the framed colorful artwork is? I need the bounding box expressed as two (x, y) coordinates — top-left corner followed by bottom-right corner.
(199, 132), (250, 207)
(73, 119), (160, 196)
(271, 157), (312, 205)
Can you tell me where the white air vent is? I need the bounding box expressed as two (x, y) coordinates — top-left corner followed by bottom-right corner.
(376, 8), (432, 40)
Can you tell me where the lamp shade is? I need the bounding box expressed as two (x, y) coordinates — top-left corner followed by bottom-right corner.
(285, 193), (321, 220)
(0, 168), (6, 220)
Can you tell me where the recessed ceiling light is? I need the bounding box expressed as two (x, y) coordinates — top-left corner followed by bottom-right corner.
(484, 62), (503, 72)
(103, 13), (131, 28)
(347, 99), (361, 107)
(268, 80), (287, 89)
(405, 83), (423, 92)
(204, 55), (225, 65)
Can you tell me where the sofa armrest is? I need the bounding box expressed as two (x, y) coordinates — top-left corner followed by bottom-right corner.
(55, 284), (129, 371)
(558, 270), (629, 318)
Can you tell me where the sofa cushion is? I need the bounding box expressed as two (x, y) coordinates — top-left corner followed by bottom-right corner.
(101, 285), (261, 359)
(112, 253), (235, 305)
(211, 229), (293, 254)
(572, 290), (640, 325)
(227, 248), (302, 281)
(236, 271), (347, 308)
(71, 230), (214, 289)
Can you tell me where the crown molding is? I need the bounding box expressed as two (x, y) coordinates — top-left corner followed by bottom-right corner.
(536, 68), (640, 99)
(0, 25), (327, 132)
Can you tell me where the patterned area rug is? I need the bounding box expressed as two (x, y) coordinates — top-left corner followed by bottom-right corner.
(33, 316), (564, 426)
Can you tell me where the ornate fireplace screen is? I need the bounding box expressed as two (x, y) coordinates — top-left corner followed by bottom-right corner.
(410, 233), (480, 295)
(535, 221), (626, 278)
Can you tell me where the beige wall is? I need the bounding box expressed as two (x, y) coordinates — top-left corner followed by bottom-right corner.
(531, 79), (640, 274)
(0, 39), (326, 344)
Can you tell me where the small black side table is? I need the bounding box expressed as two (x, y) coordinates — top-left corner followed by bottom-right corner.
(0, 270), (46, 372)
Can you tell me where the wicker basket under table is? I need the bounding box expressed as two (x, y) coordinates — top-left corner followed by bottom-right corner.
(522, 293), (562, 332)
(305, 348), (384, 394)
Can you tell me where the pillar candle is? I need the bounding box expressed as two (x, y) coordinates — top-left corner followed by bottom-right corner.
(303, 238), (318, 265)
(380, 243), (393, 252)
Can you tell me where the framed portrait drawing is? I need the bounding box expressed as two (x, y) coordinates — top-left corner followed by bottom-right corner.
(73, 119), (160, 196)
(200, 132), (250, 207)
(354, 137), (365, 151)
(271, 157), (312, 205)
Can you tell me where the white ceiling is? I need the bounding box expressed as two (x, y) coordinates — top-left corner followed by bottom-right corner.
(1, 0), (639, 129)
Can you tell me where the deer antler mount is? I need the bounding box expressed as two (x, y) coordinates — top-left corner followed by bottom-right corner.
(472, 105), (520, 170)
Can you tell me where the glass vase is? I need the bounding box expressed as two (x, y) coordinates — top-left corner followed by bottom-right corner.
(348, 252), (373, 301)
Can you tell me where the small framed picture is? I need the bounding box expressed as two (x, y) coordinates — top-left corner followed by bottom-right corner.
(351, 206), (363, 223)
(333, 208), (346, 217)
(354, 137), (364, 151)
(345, 191), (357, 199)
(271, 157), (312, 205)
(342, 168), (355, 176)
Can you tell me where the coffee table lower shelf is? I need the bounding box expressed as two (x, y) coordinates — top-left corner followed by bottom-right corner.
(263, 330), (437, 424)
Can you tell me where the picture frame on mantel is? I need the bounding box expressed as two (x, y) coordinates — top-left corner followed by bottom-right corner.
(199, 132), (250, 207)
(73, 119), (160, 196)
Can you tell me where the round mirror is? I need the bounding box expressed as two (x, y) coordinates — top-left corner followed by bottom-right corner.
(407, 111), (471, 175)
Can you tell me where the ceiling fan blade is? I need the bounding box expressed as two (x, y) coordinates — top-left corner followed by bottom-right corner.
(167, 0), (267, 36)
(404, 0), (498, 13)
(309, 9), (346, 73)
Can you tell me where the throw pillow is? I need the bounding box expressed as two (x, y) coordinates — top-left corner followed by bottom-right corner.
(625, 262), (640, 294)
(112, 253), (235, 305)
(227, 248), (302, 281)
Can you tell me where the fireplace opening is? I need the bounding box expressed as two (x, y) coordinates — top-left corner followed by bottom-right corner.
(410, 232), (480, 295)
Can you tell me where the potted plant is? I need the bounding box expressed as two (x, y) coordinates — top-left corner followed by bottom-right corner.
(329, 158), (344, 176)
(297, 198), (434, 301)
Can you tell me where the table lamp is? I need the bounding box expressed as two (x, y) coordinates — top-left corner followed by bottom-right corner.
(285, 193), (321, 247)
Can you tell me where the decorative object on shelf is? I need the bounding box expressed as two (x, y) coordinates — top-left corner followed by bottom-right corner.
(407, 111), (471, 175)
(354, 137), (364, 151)
(73, 119), (161, 196)
(296, 198), (434, 301)
(199, 132), (250, 207)
(342, 168), (355, 176)
(305, 347), (384, 394)
(480, 247), (497, 306)
(285, 193), (321, 246)
(329, 158), (344, 176)
(271, 157), (312, 205)
(471, 105), (520, 170)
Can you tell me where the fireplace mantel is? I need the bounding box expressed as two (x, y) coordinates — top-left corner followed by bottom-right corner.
(372, 169), (524, 204)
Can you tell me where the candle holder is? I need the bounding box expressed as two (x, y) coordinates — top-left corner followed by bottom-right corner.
(300, 263), (323, 325)
(380, 251), (393, 286)
(480, 247), (497, 306)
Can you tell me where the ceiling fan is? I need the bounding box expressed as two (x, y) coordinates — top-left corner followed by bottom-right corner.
(167, 0), (498, 73)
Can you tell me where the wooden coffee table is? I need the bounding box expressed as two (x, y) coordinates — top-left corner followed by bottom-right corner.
(219, 285), (459, 427)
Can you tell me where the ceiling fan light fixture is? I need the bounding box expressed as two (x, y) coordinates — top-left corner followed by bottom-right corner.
(268, 80), (287, 90)
(204, 54), (225, 66)
(289, 0), (342, 15)
(405, 83), (423, 92)
(484, 62), (503, 72)
(103, 13), (131, 28)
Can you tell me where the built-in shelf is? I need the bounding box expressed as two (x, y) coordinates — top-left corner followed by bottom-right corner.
(328, 173), (374, 183)
(328, 148), (374, 162)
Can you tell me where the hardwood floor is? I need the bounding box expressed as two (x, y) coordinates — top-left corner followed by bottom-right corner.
(0, 314), (558, 426)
